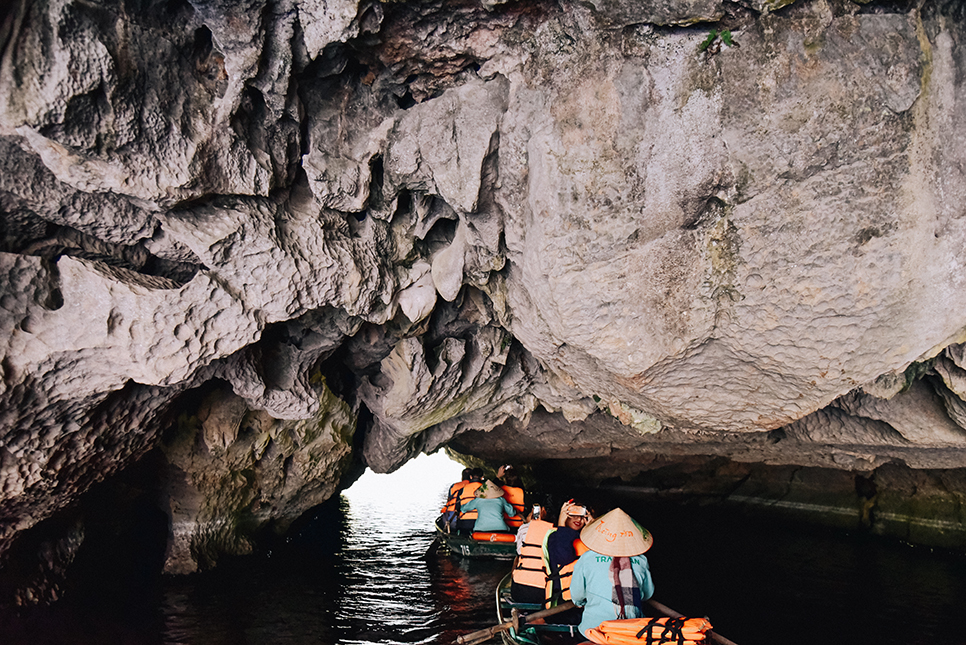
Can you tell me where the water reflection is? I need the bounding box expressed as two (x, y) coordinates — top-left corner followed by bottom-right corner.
(3, 452), (965, 645)
(336, 452), (505, 645)
(157, 451), (490, 645)
(160, 517), (344, 645)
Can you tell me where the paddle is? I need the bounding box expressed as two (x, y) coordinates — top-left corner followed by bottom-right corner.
(456, 601), (576, 645)
(646, 599), (740, 645)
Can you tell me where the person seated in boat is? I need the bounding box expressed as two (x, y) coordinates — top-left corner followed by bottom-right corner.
(499, 468), (526, 529)
(510, 504), (553, 604)
(570, 508), (655, 639)
(491, 463), (513, 487)
(542, 499), (595, 624)
(441, 468), (474, 530)
(458, 480), (516, 534)
(453, 468), (485, 534)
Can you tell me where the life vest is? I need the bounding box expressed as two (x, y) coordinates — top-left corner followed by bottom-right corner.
(457, 481), (482, 520)
(442, 480), (468, 513)
(543, 532), (589, 606)
(471, 531), (515, 542)
(511, 519), (553, 591)
(584, 616), (713, 645)
(502, 485), (525, 528)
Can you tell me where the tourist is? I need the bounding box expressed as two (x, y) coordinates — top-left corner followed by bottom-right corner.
(453, 468), (484, 534)
(570, 508), (655, 637)
(459, 480), (516, 532)
(441, 468), (473, 530)
(500, 468), (526, 529)
(510, 505), (553, 604)
(543, 499), (594, 623)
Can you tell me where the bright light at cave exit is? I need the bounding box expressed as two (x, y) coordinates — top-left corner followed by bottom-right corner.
(341, 451), (464, 506)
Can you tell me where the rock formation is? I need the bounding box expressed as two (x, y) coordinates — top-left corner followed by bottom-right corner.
(3, 0), (966, 597)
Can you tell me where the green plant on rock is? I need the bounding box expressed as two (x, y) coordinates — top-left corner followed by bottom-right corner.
(698, 29), (738, 56)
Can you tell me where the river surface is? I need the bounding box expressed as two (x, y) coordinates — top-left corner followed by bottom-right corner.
(3, 452), (965, 645)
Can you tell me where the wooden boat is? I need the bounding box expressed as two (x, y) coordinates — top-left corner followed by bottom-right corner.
(434, 515), (517, 560)
(489, 573), (739, 645)
(494, 572), (583, 645)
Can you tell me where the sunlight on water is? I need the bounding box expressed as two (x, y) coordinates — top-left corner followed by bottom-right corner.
(335, 452), (506, 645)
(146, 451), (510, 645)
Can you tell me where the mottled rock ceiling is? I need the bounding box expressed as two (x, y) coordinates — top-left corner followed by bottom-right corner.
(3, 0), (966, 579)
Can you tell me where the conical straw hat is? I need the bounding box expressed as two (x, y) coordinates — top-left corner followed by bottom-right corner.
(479, 480), (505, 499)
(579, 508), (653, 557)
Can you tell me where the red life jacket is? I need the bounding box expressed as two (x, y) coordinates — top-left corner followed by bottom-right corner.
(511, 519), (553, 591)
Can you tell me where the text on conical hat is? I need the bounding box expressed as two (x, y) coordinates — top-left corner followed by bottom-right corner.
(591, 518), (636, 543)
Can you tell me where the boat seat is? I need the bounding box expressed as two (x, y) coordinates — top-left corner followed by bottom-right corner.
(510, 622), (583, 645)
(524, 624), (581, 634)
(499, 591), (542, 612)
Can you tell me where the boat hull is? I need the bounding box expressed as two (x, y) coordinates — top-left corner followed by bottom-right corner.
(435, 516), (517, 560)
(493, 574), (723, 645)
(495, 572), (585, 645)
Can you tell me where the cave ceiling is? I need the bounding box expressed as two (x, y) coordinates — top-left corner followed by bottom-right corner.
(3, 0), (966, 571)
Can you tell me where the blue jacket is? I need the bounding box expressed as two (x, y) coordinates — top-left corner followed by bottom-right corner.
(460, 498), (515, 532)
(569, 550), (654, 636)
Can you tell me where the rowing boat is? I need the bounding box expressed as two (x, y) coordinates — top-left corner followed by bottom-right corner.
(489, 573), (740, 645)
(493, 572), (582, 645)
(434, 515), (517, 560)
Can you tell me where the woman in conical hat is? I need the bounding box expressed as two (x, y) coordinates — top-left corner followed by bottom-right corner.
(459, 480), (515, 532)
(569, 508), (655, 637)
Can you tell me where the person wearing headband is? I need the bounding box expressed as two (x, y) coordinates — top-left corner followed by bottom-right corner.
(542, 499), (595, 624)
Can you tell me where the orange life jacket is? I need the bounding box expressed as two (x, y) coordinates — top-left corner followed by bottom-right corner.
(543, 533), (589, 606)
(584, 616), (713, 645)
(502, 485), (525, 528)
(511, 519), (553, 591)
(457, 481), (482, 520)
(471, 531), (516, 542)
(442, 480), (468, 513)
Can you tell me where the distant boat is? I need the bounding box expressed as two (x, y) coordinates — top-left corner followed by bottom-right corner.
(433, 515), (517, 560)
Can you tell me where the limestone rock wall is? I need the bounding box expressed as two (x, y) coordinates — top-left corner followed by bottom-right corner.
(3, 0), (966, 582)
(158, 378), (356, 574)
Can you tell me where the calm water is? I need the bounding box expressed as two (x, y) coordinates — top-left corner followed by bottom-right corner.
(2, 452), (965, 644)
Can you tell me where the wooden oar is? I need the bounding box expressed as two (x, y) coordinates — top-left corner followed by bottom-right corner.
(456, 601), (576, 645)
(646, 599), (740, 645)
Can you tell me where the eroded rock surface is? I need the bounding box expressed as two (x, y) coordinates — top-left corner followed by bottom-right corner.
(160, 379), (356, 574)
(3, 0), (966, 587)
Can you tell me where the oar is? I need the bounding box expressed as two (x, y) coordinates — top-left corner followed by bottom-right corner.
(456, 601), (576, 645)
(646, 599), (740, 645)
